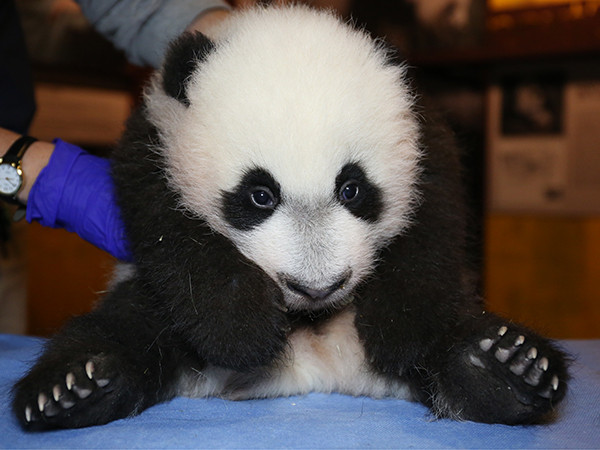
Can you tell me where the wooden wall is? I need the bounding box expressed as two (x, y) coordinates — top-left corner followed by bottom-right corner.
(485, 214), (600, 339)
(25, 223), (114, 337)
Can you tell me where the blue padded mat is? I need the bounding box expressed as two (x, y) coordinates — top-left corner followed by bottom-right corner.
(1, 334), (599, 449)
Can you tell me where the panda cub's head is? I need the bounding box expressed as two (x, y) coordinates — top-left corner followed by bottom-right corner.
(145, 5), (421, 312)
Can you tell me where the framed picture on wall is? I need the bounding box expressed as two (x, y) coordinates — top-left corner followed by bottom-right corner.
(500, 72), (564, 136)
(487, 63), (600, 215)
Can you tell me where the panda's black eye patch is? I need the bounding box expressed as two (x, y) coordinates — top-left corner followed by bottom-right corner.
(335, 163), (382, 222)
(221, 168), (280, 230)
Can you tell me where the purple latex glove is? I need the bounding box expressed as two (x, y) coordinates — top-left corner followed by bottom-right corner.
(26, 139), (131, 261)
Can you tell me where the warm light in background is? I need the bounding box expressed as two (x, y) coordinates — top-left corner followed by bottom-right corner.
(489, 0), (600, 10)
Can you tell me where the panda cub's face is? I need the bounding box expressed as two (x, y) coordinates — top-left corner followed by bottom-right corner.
(219, 161), (384, 311)
(147, 6), (421, 312)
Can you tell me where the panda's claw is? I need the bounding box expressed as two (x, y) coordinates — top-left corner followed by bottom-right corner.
(85, 361), (95, 380)
(514, 335), (525, 346)
(24, 405), (32, 423)
(522, 356), (549, 387)
(538, 375), (560, 399)
(37, 393), (47, 412)
(527, 347), (538, 360)
(65, 372), (75, 391)
(52, 385), (61, 402)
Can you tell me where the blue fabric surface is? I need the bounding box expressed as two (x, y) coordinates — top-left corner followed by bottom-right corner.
(1, 334), (599, 449)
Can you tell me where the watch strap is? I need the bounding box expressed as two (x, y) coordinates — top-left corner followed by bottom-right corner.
(2, 135), (38, 165)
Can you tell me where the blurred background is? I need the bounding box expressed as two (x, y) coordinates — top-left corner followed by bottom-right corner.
(1, 0), (598, 339)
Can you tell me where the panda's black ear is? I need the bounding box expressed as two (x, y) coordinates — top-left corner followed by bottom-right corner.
(162, 31), (216, 106)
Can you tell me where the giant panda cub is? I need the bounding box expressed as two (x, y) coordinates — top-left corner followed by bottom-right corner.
(14, 5), (569, 429)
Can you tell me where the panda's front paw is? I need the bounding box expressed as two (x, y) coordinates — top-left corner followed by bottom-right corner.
(189, 265), (291, 372)
(426, 314), (569, 424)
(473, 325), (566, 405)
(13, 352), (134, 430)
(200, 297), (291, 371)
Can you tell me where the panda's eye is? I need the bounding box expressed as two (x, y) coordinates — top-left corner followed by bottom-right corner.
(335, 163), (382, 222)
(250, 187), (277, 209)
(339, 180), (359, 203)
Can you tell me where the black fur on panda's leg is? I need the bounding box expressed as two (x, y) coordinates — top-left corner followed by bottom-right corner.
(354, 116), (472, 380)
(416, 311), (569, 424)
(12, 279), (192, 430)
(111, 109), (290, 372)
(354, 114), (569, 424)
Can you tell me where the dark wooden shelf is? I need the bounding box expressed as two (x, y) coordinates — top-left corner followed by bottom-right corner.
(409, 6), (600, 67)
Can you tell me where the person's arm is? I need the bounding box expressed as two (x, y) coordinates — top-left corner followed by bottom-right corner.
(0, 129), (52, 205)
(1, 129), (131, 261)
(76, 0), (231, 68)
(0, 2), (232, 260)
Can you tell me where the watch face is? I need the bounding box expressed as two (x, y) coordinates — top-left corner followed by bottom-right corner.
(0, 163), (22, 196)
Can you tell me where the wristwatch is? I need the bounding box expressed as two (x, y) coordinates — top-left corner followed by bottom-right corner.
(0, 135), (37, 206)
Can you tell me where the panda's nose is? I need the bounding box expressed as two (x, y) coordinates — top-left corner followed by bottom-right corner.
(284, 274), (350, 301)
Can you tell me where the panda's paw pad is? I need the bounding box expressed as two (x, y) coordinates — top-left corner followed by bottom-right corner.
(472, 326), (562, 402)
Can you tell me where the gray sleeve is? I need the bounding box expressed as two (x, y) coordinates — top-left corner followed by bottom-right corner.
(76, 0), (231, 68)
